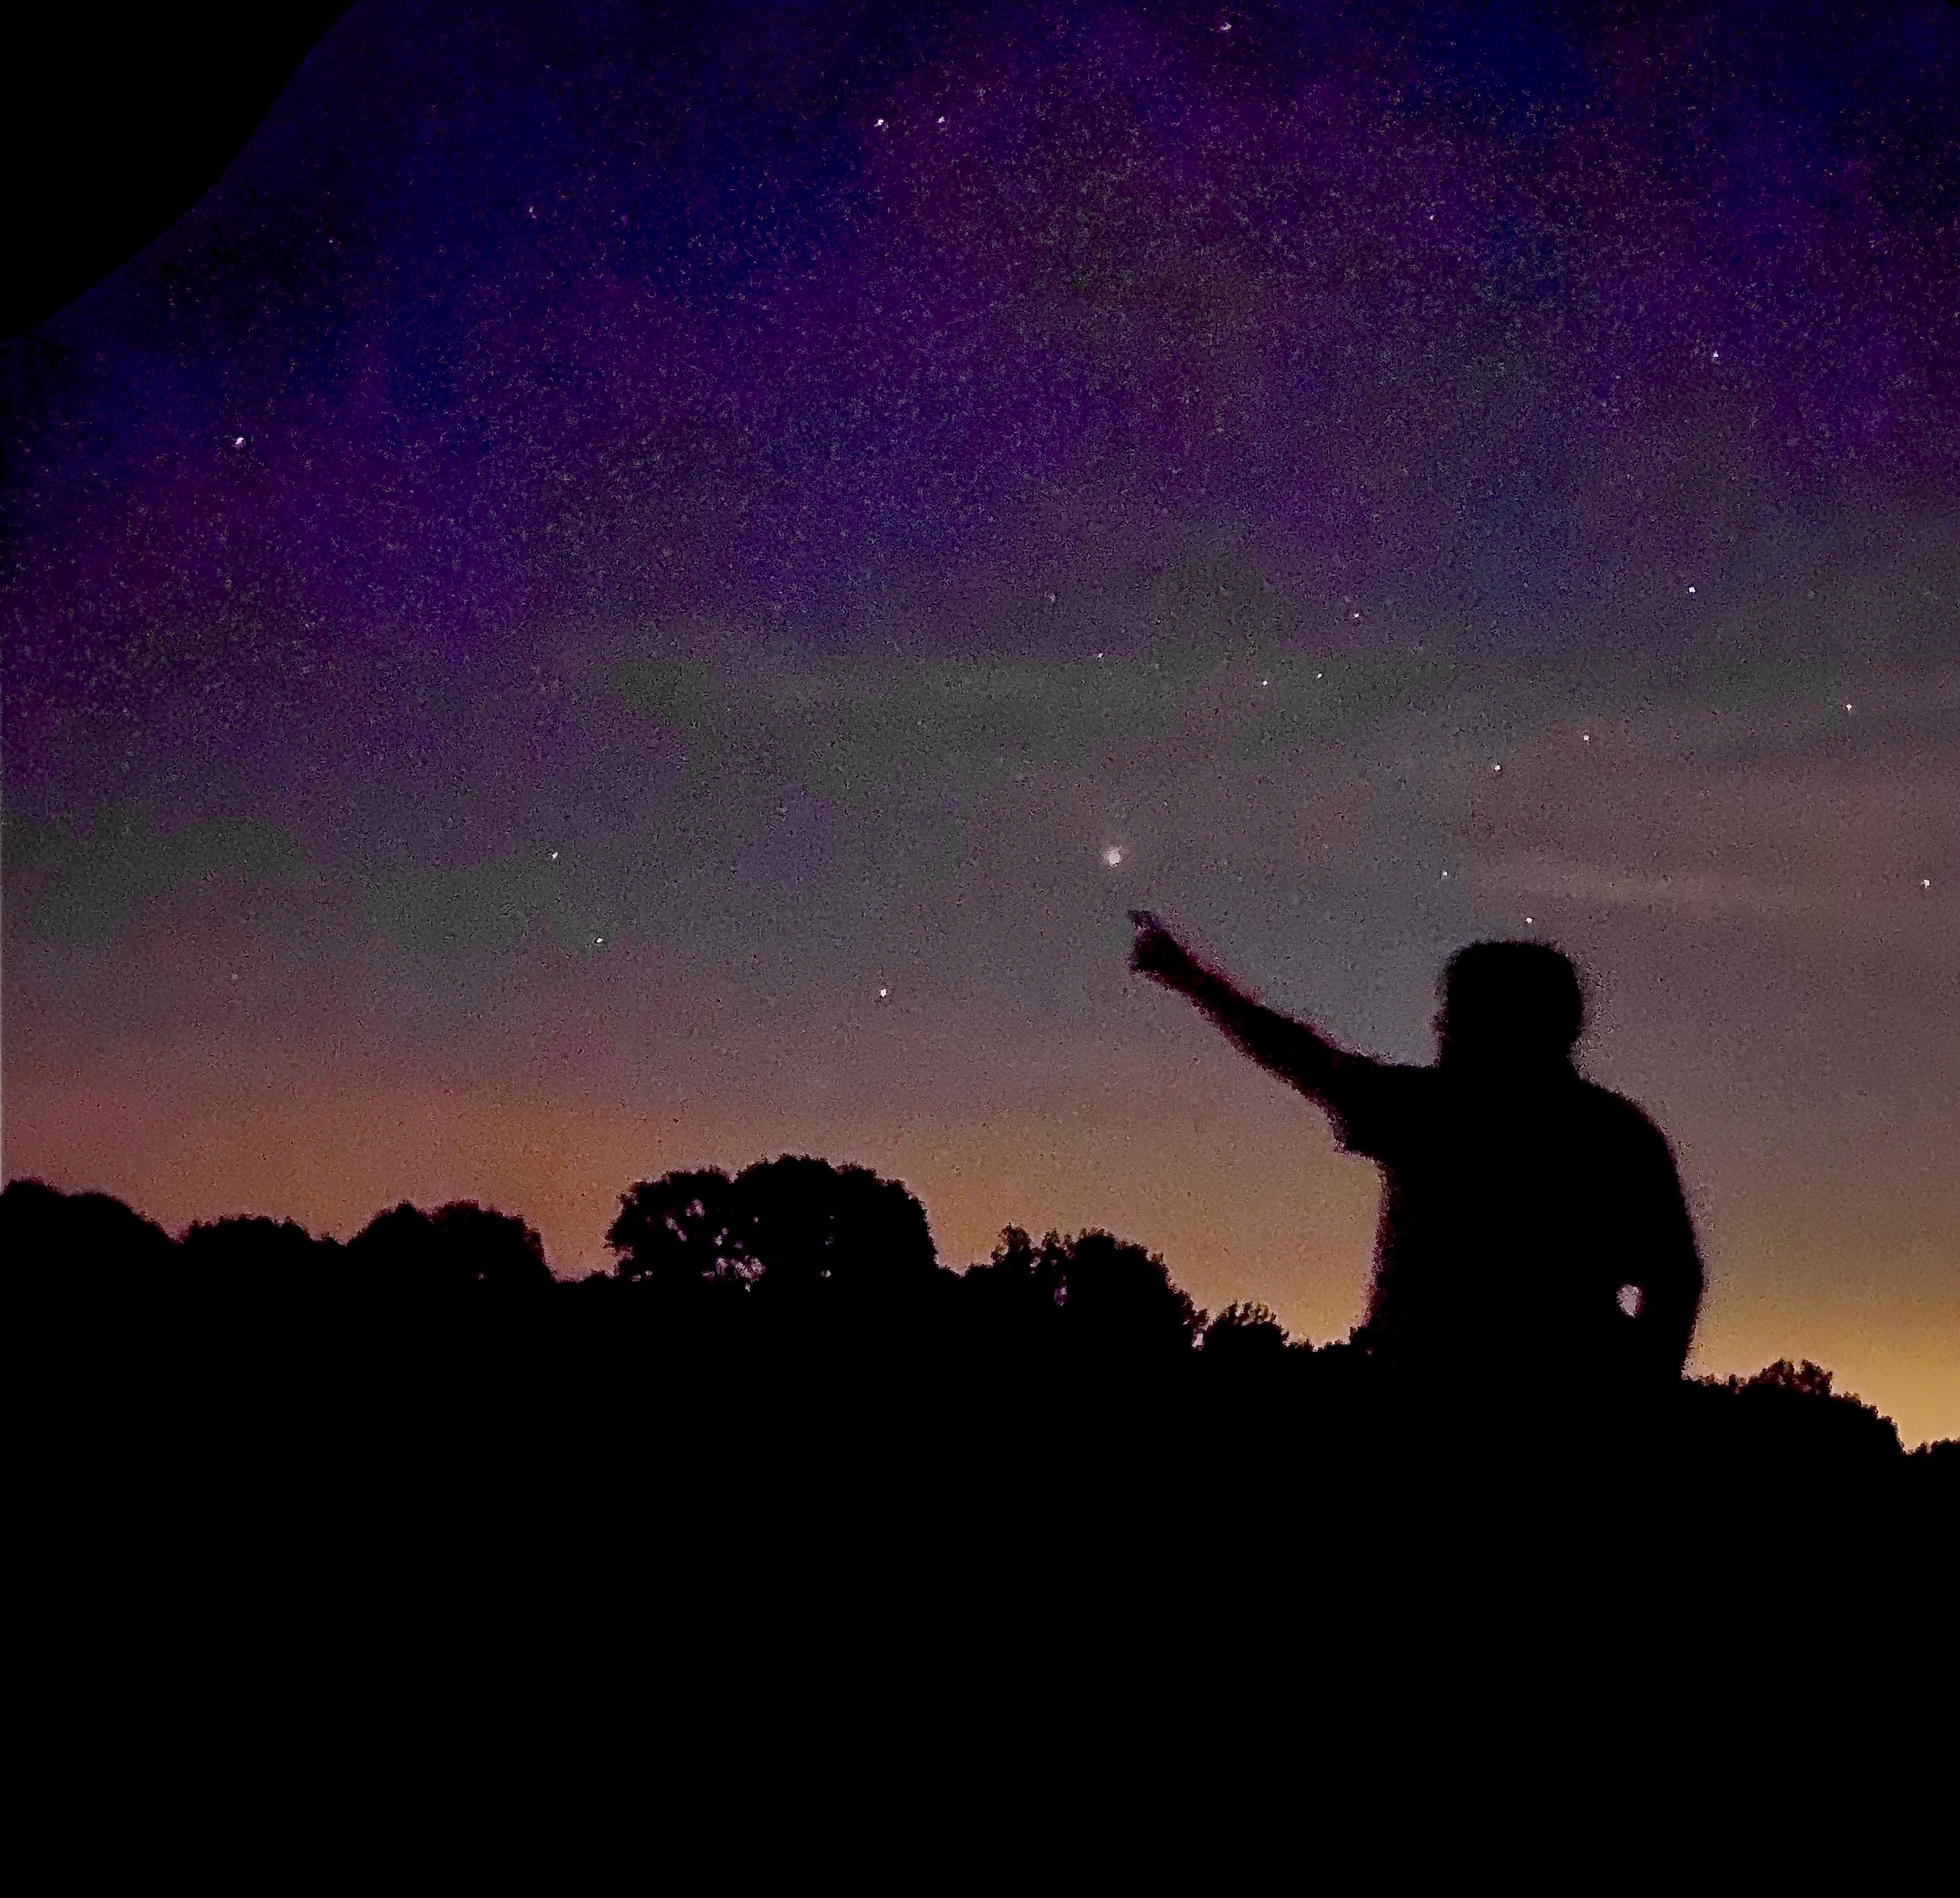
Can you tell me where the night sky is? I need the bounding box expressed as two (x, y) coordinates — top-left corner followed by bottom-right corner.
(4, 1), (1955, 1441)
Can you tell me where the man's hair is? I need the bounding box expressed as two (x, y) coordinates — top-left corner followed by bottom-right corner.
(1440, 941), (1585, 1053)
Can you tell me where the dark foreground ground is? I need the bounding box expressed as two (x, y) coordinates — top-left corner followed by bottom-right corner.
(10, 1169), (1950, 1693)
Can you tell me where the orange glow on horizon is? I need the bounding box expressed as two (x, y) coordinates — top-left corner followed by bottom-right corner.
(8, 1029), (1954, 1449)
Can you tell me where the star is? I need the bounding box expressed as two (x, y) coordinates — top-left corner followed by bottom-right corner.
(876, 985), (891, 1001)
(1103, 846), (1123, 867)
(549, 850), (559, 861)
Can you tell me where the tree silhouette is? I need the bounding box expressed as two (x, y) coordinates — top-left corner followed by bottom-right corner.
(2, 1177), (177, 1307)
(1717, 1358), (1837, 1399)
(606, 1168), (752, 1295)
(1054, 1229), (1201, 1357)
(180, 1215), (340, 1306)
(347, 1200), (554, 1301)
(1695, 1356), (1902, 1467)
(740, 1155), (939, 1305)
(1201, 1301), (1293, 1372)
(961, 1226), (1200, 1361)
(606, 1156), (938, 1311)
(959, 1225), (1060, 1342)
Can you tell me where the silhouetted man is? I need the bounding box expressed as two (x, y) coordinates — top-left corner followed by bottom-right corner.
(1130, 915), (1703, 1392)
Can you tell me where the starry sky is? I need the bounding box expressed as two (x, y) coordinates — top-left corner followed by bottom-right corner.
(4, 0), (1956, 1441)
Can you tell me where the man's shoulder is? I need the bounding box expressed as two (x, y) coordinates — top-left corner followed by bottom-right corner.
(1574, 1079), (1673, 1150)
(1322, 1058), (1432, 1155)
(1338, 1058), (1434, 1098)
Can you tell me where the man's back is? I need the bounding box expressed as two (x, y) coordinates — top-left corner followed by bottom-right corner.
(1324, 1061), (1703, 1385)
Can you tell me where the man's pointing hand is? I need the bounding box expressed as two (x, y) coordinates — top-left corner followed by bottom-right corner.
(1130, 910), (1203, 995)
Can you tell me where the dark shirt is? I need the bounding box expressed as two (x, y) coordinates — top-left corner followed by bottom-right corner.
(1316, 1056), (1703, 1385)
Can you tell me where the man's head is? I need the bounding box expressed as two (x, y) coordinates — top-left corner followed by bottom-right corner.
(1436, 941), (1585, 1069)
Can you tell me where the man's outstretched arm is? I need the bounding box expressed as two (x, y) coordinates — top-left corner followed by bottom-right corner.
(1129, 911), (1351, 1106)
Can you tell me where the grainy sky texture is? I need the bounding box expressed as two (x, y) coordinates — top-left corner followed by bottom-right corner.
(4, 0), (1955, 1441)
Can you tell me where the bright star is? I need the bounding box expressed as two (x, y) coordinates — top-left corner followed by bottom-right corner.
(1103, 847), (1123, 867)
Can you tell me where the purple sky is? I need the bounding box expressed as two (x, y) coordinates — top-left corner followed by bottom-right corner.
(6, 0), (1956, 1439)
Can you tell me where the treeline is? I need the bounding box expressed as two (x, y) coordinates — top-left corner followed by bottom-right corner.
(5, 1155), (1948, 1509)
(3, 1156), (1223, 1350)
